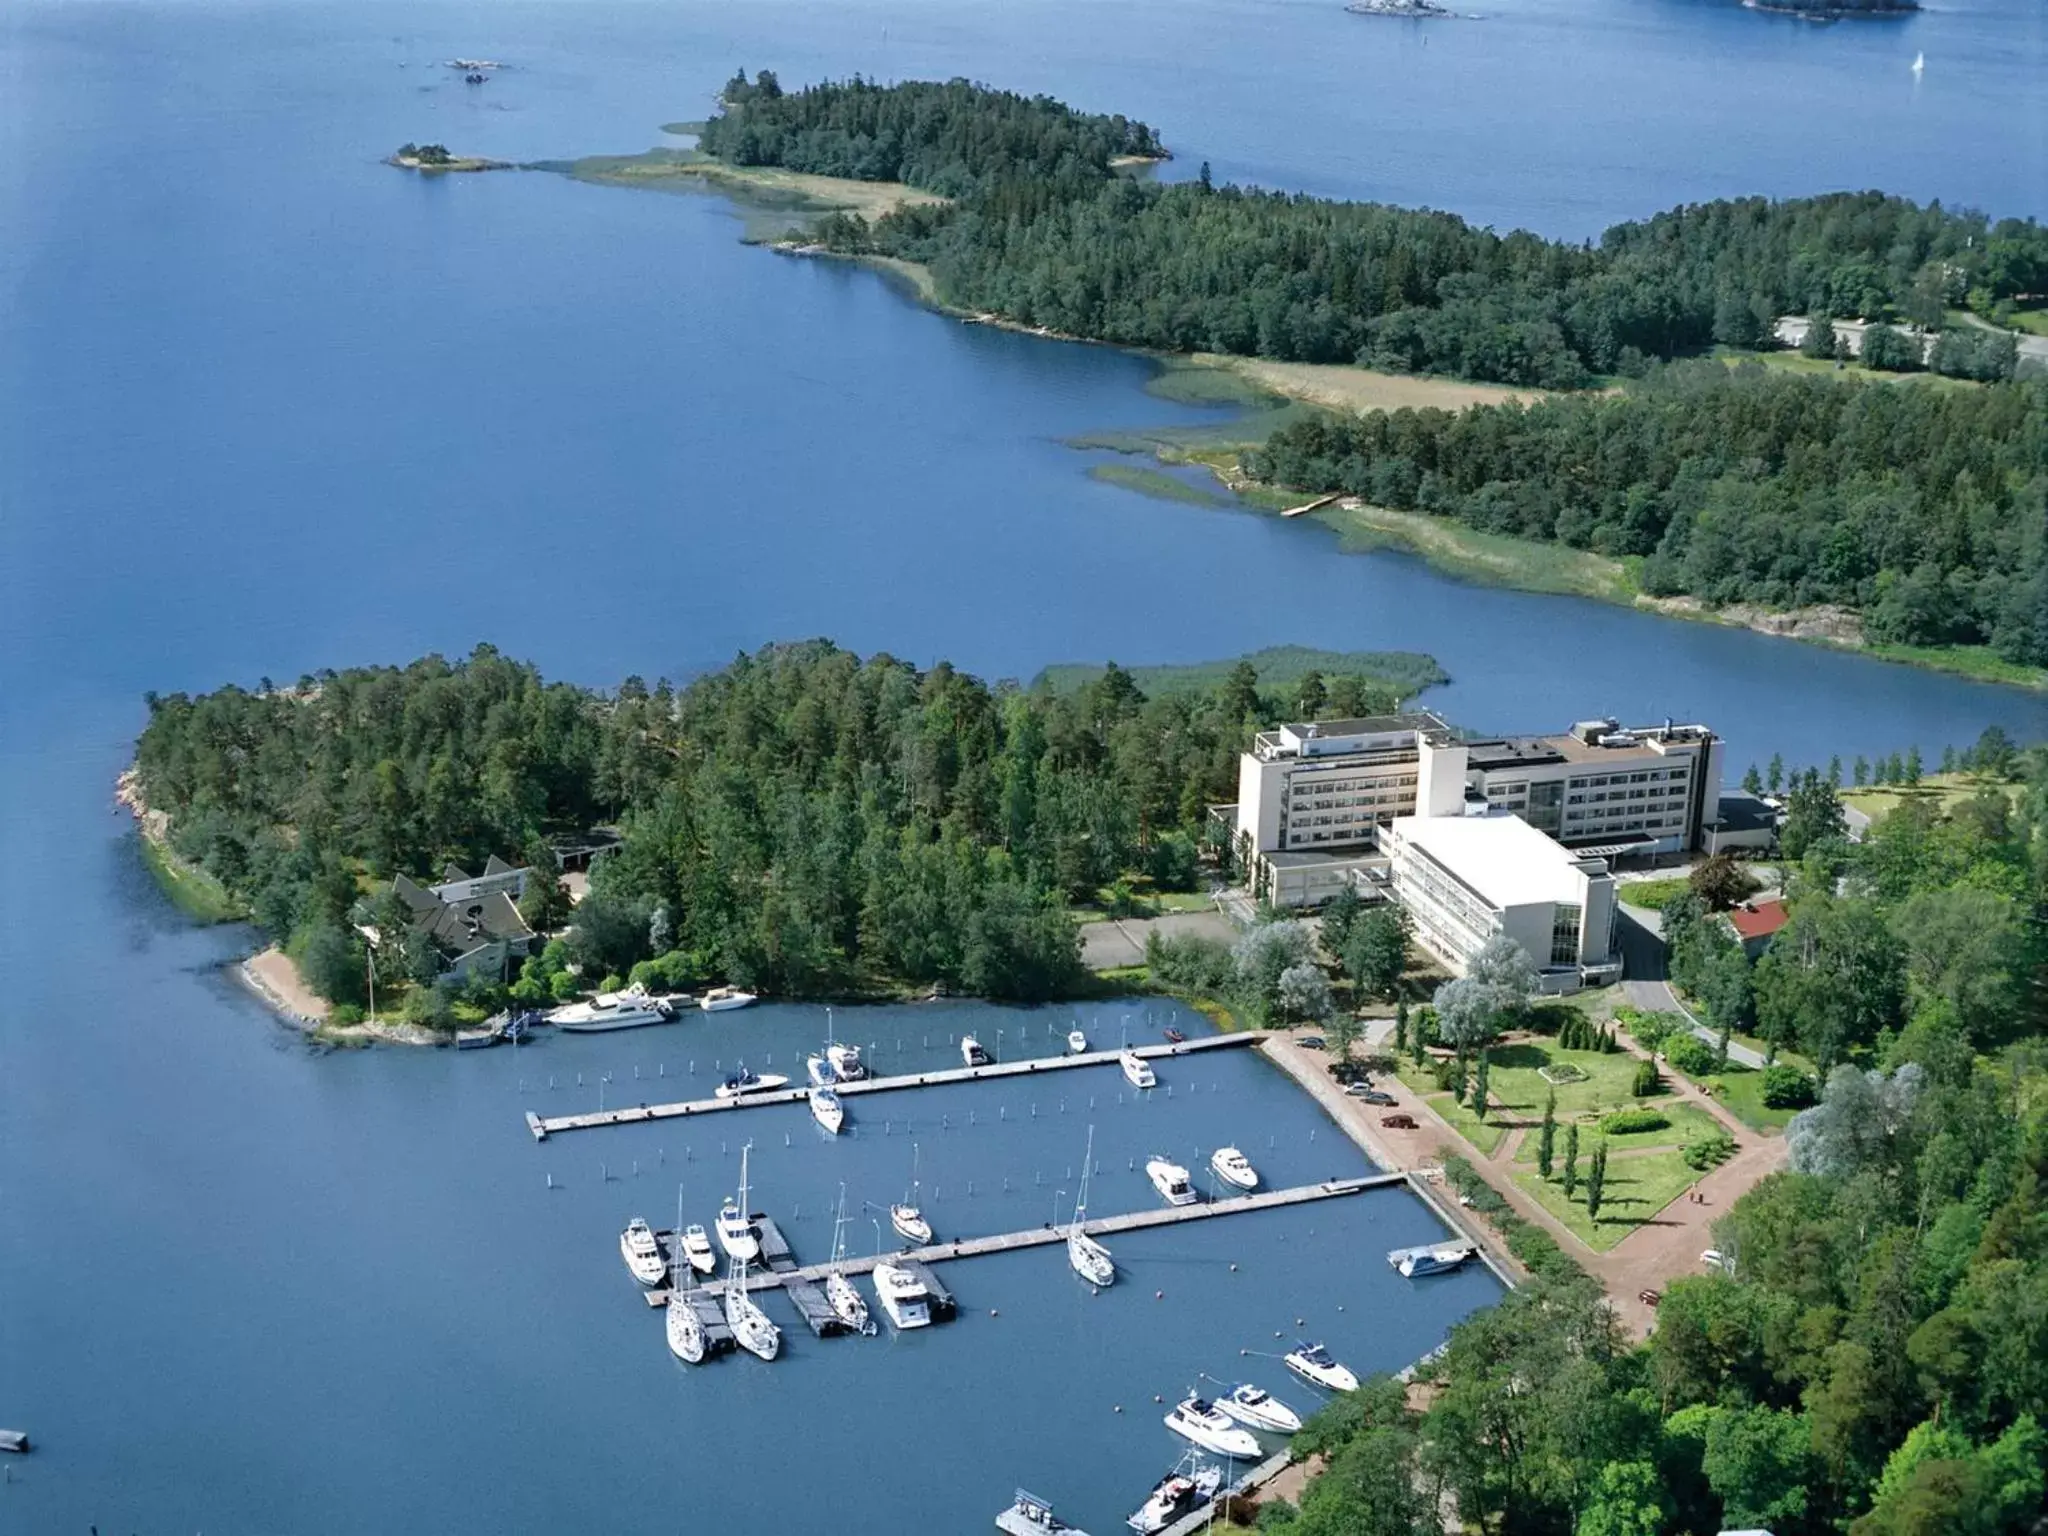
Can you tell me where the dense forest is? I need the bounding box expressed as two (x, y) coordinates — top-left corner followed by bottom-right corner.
(1260, 751), (2048, 1536)
(701, 79), (2048, 387)
(132, 642), (1424, 1011)
(1248, 362), (2048, 660)
(698, 72), (1163, 198)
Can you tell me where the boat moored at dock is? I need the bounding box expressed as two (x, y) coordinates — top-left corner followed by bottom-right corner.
(549, 988), (674, 1032)
(699, 987), (757, 1012)
(1121, 1049), (1157, 1089)
(1163, 1396), (1260, 1459)
(619, 1217), (667, 1285)
(715, 1065), (789, 1099)
(717, 1195), (761, 1264)
(1388, 1240), (1477, 1277)
(679, 1224), (718, 1275)
(961, 1034), (991, 1066)
(1209, 1147), (1258, 1191)
(1127, 1451), (1222, 1533)
(1067, 1126), (1114, 1286)
(1067, 1029), (1088, 1054)
(1145, 1157), (1198, 1207)
(999, 1488), (1090, 1535)
(873, 1261), (932, 1329)
(810, 1087), (845, 1135)
(1216, 1383), (1301, 1434)
(1284, 1341), (1359, 1393)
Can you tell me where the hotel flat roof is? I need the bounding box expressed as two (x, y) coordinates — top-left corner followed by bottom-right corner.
(1390, 813), (1601, 909)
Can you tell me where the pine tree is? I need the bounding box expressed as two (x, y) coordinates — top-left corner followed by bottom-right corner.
(1826, 754), (1842, 788)
(1904, 746), (1923, 785)
(1741, 763), (1763, 796)
(1472, 1052), (1490, 1121)
(1940, 744), (1957, 775)
(1586, 1140), (1608, 1221)
(1766, 753), (1784, 794)
(1853, 755), (1869, 787)
(1886, 751), (1904, 784)
(1563, 1122), (1580, 1197)
(1537, 1092), (1557, 1178)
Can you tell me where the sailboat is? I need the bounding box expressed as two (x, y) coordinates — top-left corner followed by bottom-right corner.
(810, 1086), (845, 1135)
(665, 1185), (706, 1364)
(891, 1141), (934, 1244)
(1911, 50), (1924, 75)
(823, 1185), (873, 1334)
(1067, 1126), (1114, 1288)
(722, 1144), (782, 1361)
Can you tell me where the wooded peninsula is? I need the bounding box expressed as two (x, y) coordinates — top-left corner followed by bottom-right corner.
(677, 74), (2048, 673)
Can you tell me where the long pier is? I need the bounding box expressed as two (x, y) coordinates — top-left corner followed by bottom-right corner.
(644, 1173), (1399, 1308)
(528, 1032), (1261, 1141)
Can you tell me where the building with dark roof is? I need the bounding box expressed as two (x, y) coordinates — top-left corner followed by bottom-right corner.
(390, 859), (536, 978)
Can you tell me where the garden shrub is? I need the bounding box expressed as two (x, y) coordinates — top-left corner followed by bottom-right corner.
(1664, 1034), (1719, 1077)
(1600, 1108), (1671, 1135)
(1632, 1058), (1663, 1096)
(1684, 1131), (1736, 1170)
(1761, 1064), (1816, 1109)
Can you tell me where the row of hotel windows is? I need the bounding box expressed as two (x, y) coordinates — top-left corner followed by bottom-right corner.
(1290, 775), (1417, 800)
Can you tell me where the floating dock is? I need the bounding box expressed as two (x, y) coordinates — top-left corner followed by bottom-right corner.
(528, 1032), (1261, 1140)
(645, 1174), (1400, 1311)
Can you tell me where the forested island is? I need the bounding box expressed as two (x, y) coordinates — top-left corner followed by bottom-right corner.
(130, 642), (1435, 1017)
(1744, 0), (1918, 15)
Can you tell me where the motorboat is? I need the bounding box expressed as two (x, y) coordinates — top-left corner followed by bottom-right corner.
(891, 1202), (933, 1245)
(549, 988), (673, 1032)
(1162, 1027), (1186, 1044)
(715, 1064), (790, 1099)
(1284, 1341), (1359, 1393)
(716, 1197), (760, 1263)
(1216, 1383), (1302, 1434)
(1146, 1157), (1198, 1207)
(825, 1270), (870, 1332)
(724, 1286), (782, 1360)
(1388, 1240), (1477, 1278)
(827, 1041), (867, 1080)
(665, 1289), (706, 1364)
(679, 1224), (718, 1276)
(1163, 1396), (1260, 1459)
(619, 1217), (667, 1286)
(1067, 1124), (1114, 1287)
(1067, 1029), (1088, 1055)
(1128, 1453), (1223, 1534)
(699, 986), (758, 1012)
(961, 1034), (991, 1067)
(1121, 1049), (1156, 1089)
(1210, 1147), (1258, 1191)
(810, 1087), (845, 1135)
(872, 1261), (932, 1329)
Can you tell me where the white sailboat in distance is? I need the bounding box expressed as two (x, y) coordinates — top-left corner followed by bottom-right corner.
(665, 1185), (706, 1364)
(722, 1144), (781, 1360)
(823, 1185), (872, 1334)
(891, 1141), (933, 1244)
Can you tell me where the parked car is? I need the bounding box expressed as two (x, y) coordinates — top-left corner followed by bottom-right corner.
(1380, 1113), (1418, 1130)
(1298, 1035), (1327, 1050)
(1639, 1289), (1662, 1308)
(1345, 1084), (1396, 1106)
(1700, 1248), (1730, 1272)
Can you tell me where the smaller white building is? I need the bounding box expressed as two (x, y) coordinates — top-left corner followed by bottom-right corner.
(1386, 813), (1619, 989)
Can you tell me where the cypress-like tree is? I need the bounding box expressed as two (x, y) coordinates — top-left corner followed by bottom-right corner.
(1586, 1140), (1608, 1220)
(1537, 1091), (1557, 1179)
(1472, 1052), (1491, 1122)
(1563, 1121), (1580, 1197)
(1394, 998), (1409, 1054)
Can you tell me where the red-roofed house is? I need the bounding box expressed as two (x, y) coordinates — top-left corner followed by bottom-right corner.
(1727, 898), (1790, 957)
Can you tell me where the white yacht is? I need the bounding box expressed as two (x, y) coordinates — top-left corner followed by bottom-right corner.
(826, 1041), (866, 1080)
(549, 988), (673, 1032)
(872, 1261), (932, 1329)
(1163, 1396), (1260, 1459)
(1067, 1125), (1114, 1288)
(1216, 1383), (1302, 1434)
(716, 1197), (760, 1263)
(1121, 1049), (1156, 1089)
(1067, 1029), (1089, 1055)
(1128, 1453), (1222, 1534)
(824, 1270), (870, 1332)
(619, 1217), (667, 1286)
(699, 986), (758, 1012)
(1284, 1341), (1360, 1393)
(810, 1087), (845, 1135)
(1210, 1147), (1258, 1191)
(1146, 1157), (1198, 1207)
(1388, 1240), (1476, 1278)
(715, 1064), (790, 1099)
(679, 1224), (718, 1276)
(891, 1142), (933, 1244)
(961, 1034), (990, 1067)
(666, 1288), (706, 1364)
(807, 1053), (836, 1088)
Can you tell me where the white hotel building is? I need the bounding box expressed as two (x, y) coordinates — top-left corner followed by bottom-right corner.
(1227, 712), (1722, 983)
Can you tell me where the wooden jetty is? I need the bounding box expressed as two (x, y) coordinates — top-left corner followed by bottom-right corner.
(528, 1032), (1261, 1141)
(646, 1174), (1400, 1310)
(1280, 491), (1340, 518)
(0, 1429), (29, 1454)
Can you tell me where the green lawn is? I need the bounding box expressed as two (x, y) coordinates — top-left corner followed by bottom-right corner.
(1842, 772), (2026, 821)
(1398, 1039), (1654, 1125)
(1708, 1065), (1801, 1133)
(1513, 1148), (1701, 1252)
(1404, 1086), (1509, 1156)
(1617, 877), (1691, 911)
(1510, 1100), (1725, 1162)
(2005, 303), (2048, 339)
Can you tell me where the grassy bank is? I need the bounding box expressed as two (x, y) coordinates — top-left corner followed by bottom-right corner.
(560, 148), (945, 239)
(1084, 463), (1232, 506)
(1317, 502), (1642, 604)
(139, 834), (244, 924)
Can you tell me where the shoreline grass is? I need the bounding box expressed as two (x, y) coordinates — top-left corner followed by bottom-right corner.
(138, 834), (243, 924)
(1085, 463), (1232, 506)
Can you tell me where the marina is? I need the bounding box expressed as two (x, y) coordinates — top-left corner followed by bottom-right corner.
(525, 1031), (1260, 1140)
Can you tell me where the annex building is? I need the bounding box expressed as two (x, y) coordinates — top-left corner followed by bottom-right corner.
(1385, 813), (1621, 987)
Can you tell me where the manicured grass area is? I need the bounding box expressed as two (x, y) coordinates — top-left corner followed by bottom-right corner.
(1510, 1100), (1725, 1161)
(2005, 303), (2048, 338)
(1841, 771), (2026, 821)
(1707, 1065), (1801, 1133)
(139, 835), (243, 924)
(1398, 1038), (1653, 1126)
(1407, 1087), (1509, 1157)
(1512, 1147), (1700, 1252)
(1616, 877), (1691, 911)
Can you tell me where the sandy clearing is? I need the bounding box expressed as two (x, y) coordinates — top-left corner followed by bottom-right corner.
(1195, 356), (1541, 414)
